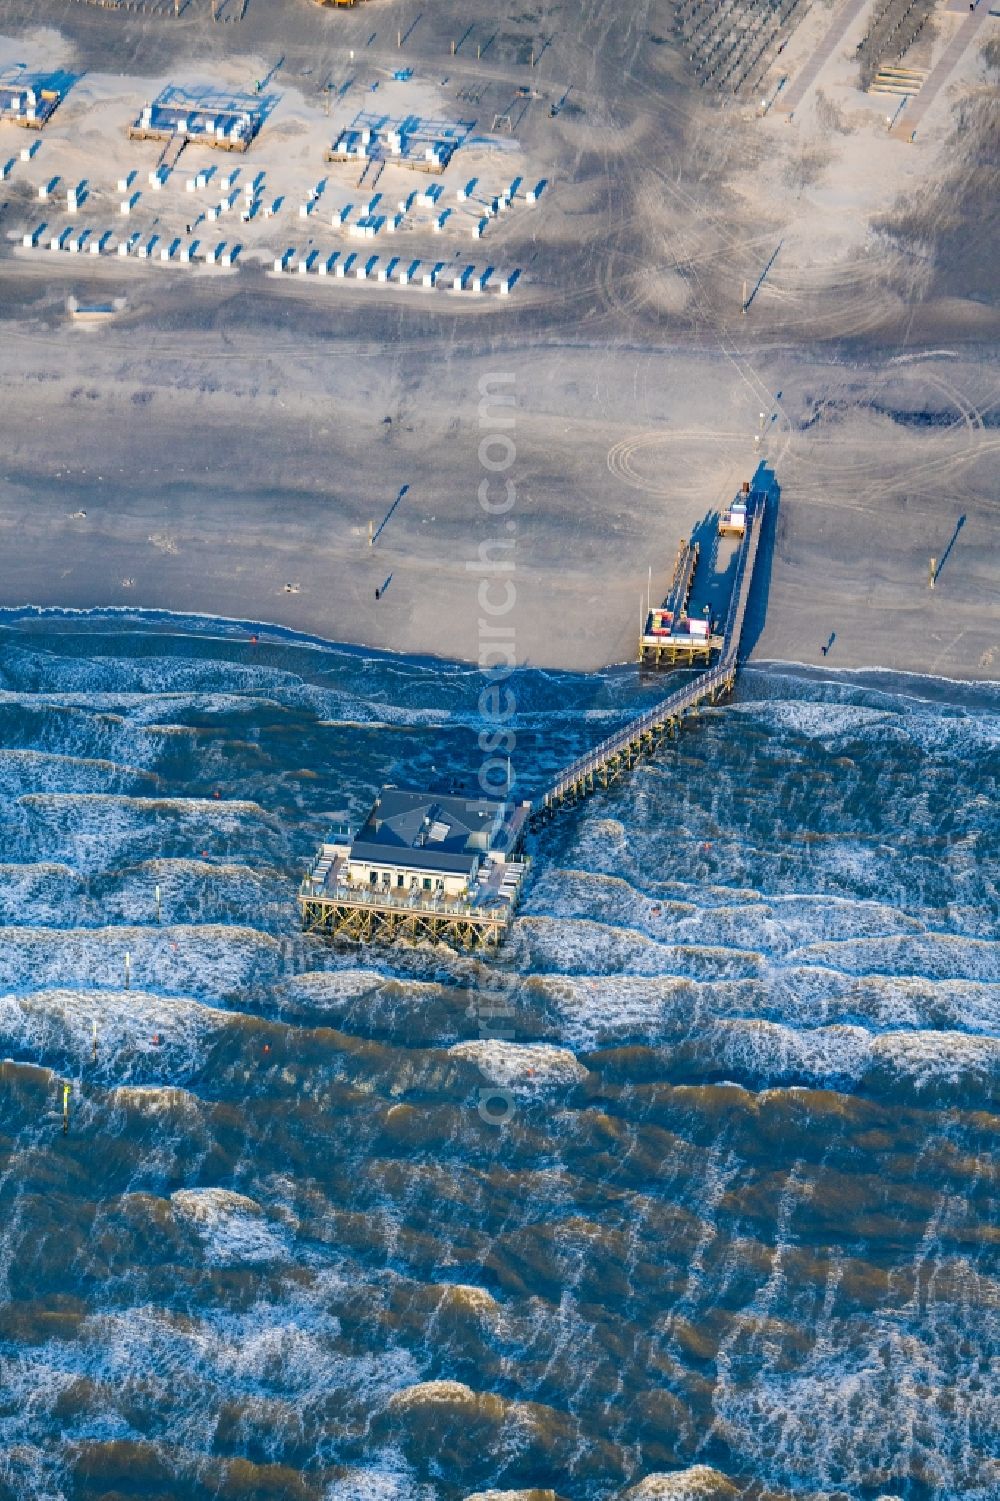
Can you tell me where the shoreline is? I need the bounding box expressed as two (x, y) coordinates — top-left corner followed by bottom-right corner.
(0, 5), (996, 693)
(3, 605), (998, 703)
(0, 333), (996, 684)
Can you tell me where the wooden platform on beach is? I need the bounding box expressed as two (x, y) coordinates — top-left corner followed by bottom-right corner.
(299, 890), (510, 948)
(534, 484), (765, 819)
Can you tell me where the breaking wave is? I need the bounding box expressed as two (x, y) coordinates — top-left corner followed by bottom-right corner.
(0, 619), (996, 1500)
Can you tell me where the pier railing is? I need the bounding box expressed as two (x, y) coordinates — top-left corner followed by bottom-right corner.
(535, 496), (764, 812)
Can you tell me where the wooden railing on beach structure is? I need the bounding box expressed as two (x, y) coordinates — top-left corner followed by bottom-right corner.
(532, 489), (764, 817)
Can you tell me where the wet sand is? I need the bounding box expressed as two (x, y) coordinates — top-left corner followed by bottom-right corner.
(0, 1), (996, 677)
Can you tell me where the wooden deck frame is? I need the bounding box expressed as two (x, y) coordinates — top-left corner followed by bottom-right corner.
(127, 124), (252, 153)
(536, 489), (762, 821)
(299, 895), (508, 949)
(533, 670), (736, 819)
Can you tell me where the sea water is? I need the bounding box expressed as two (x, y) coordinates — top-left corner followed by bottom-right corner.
(0, 614), (996, 1501)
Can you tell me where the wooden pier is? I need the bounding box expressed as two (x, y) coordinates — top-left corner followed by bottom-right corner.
(299, 890), (510, 949)
(639, 535), (721, 667)
(298, 793), (529, 951)
(299, 481), (766, 950)
(665, 537), (699, 619)
(639, 631), (722, 668)
(535, 487), (764, 818)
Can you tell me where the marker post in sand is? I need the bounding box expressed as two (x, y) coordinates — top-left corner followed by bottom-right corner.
(929, 557), (937, 590)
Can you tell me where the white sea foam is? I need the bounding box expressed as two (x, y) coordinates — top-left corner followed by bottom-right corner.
(870, 1029), (1000, 1089)
(621, 1467), (738, 1500)
(731, 699), (904, 741)
(712, 1015), (998, 1093)
(388, 1379), (479, 1409)
(464, 1492), (560, 1501)
(287, 969), (442, 1011)
(171, 1187), (288, 1266)
(527, 867), (948, 958)
(20, 790), (268, 820)
(326, 1458), (432, 1501)
(0, 1353), (90, 1501)
(0, 695), (167, 771)
(0, 861), (86, 927)
(171, 1186), (263, 1220)
(10, 791), (285, 875)
(110, 1084), (203, 1115)
(0, 925), (286, 1009)
(518, 916), (763, 982)
(788, 932), (1000, 984)
(533, 971), (1000, 1086)
(713, 1302), (1000, 1495)
(0, 986), (232, 1080)
(732, 696), (1000, 755)
(0, 649), (521, 734)
(0, 685), (285, 724)
(448, 1040), (587, 1091)
(0, 747), (159, 798)
(87, 857), (296, 933)
(433, 1284), (500, 1318)
(707, 1019), (875, 1085)
(3, 1272), (424, 1458)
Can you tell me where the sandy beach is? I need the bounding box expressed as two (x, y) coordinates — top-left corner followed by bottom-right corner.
(0, 0), (996, 677)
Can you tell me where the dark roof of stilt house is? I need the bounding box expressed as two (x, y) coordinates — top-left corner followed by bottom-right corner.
(349, 786), (506, 875)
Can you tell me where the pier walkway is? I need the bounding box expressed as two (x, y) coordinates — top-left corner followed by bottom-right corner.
(662, 537), (700, 624)
(533, 488), (764, 817)
(300, 479), (768, 949)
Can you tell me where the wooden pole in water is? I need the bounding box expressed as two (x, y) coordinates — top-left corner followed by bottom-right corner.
(62, 1082), (70, 1136)
(155, 884), (161, 923)
(92, 1020), (97, 1065)
(124, 950), (131, 991)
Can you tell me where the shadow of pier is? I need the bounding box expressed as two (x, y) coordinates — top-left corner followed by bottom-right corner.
(737, 461), (780, 662)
